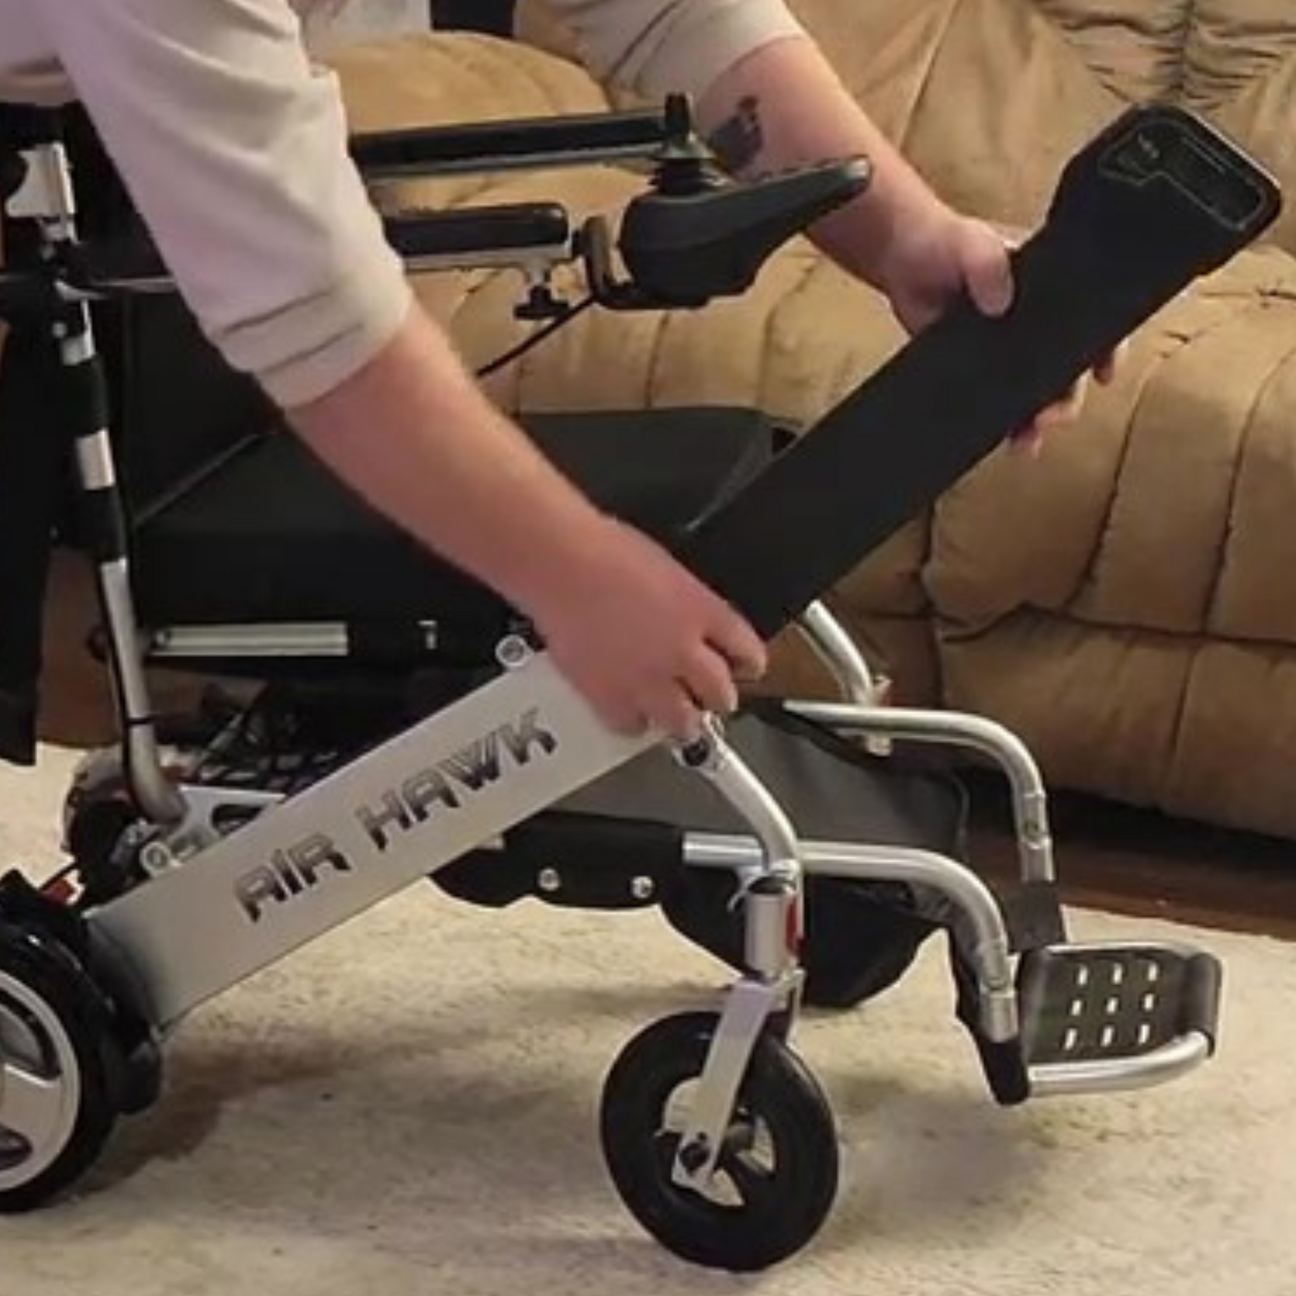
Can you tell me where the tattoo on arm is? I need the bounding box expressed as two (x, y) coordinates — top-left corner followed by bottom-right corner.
(705, 96), (765, 173)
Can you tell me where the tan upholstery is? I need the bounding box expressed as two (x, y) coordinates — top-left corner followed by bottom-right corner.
(415, 3), (1296, 837)
(13, 2), (1296, 838)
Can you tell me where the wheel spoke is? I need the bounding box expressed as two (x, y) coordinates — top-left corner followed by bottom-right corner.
(0, 1058), (65, 1148)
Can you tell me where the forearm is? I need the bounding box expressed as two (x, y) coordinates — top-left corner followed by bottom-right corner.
(695, 36), (949, 291)
(287, 305), (611, 616)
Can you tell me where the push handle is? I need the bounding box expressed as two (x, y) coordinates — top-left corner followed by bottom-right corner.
(677, 103), (1282, 638)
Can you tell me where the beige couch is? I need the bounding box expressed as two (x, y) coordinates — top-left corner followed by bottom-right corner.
(17, 0), (1296, 842)
(332, 0), (1296, 841)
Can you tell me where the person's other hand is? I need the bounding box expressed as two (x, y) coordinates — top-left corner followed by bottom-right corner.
(876, 206), (1127, 455)
(529, 518), (768, 743)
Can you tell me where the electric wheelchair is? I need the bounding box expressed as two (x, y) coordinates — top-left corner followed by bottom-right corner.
(0, 93), (1280, 1271)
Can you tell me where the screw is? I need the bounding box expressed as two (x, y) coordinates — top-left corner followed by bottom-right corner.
(496, 635), (532, 670)
(537, 867), (562, 894)
(630, 876), (654, 901)
(139, 842), (172, 873)
(677, 1136), (711, 1175)
(676, 737), (712, 769)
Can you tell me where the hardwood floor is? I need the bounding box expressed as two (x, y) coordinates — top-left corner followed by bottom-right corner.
(966, 773), (1296, 941)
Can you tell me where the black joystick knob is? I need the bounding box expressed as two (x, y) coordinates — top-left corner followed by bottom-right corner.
(653, 94), (723, 197)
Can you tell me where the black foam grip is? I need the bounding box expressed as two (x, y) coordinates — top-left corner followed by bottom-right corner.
(64, 357), (113, 439)
(676, 105), (1282, 637)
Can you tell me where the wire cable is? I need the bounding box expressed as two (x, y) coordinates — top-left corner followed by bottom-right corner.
(475, 295), (595, 378)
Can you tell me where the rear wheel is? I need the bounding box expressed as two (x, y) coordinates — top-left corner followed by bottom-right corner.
(0, 923), (122, 1211)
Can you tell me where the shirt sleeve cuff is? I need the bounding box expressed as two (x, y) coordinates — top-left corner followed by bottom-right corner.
(572, 0), (809, 103)
(215, 243), (415, 410)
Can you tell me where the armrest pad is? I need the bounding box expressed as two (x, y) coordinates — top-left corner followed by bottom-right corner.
(385, 202), (571, 259)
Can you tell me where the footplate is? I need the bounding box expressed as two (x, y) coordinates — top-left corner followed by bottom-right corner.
(1019, 942), (1222, 1097)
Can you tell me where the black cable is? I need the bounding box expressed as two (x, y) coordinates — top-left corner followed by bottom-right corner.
(475, 295), (594, 379)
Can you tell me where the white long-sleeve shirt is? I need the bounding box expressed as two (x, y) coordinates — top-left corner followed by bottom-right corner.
(0, 0), (804, 408)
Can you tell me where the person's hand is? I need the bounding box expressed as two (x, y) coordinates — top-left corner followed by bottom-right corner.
(875, 205), (1127, 455)
(528, 519), (768, 742)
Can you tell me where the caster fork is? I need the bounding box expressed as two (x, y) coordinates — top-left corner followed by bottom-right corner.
(668, 721), (807, 1190)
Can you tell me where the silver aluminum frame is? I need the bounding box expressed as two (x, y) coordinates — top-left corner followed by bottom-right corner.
(85, 648), (655, 1026)
(787, 700), (1057, 884)
(5, 141), (186, 827)
(3, 131), (1222, 1216)
(147, 621), (440, 660)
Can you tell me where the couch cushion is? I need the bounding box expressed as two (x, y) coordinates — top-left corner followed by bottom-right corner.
(784, 0), (1126, 232)
(342, 12), (1296, 842)
(1180, 0), (1296, 115)
(937, 609), (1296, 837)
(923, 242), (1296, 835)
(784, 0), (1296, 257)
(330, 29), (614, 216)
(923, 245), (1296, 643)
(334, 28), (611, 132)
(1031, 0), (1194, 105)
(1207, 48), (1296, 259)
(1027, 0), (1296, 257)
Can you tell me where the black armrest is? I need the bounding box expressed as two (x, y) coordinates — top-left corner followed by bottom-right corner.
(350, 108), (670, 180)
(385, 202), (570, 259)
(25, 201), (573, 299)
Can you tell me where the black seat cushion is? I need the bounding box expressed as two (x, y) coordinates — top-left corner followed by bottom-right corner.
(132, 406), (779, 634)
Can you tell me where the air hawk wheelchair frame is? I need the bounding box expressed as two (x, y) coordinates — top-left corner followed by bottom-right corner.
(0, 95), (1281, 1271)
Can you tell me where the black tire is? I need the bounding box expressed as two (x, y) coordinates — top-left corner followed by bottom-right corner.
(600, 1011), (839, 1272)
(0, 923), (121, 1212)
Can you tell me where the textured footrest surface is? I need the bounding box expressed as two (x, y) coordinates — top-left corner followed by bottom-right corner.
(1019, 942), (1222, 1096)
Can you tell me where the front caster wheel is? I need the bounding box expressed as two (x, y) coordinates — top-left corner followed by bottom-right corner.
(599, 1011), (839, 1272)
(0, 924), (122, 1212)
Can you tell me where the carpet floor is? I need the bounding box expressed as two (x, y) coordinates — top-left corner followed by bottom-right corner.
(1, 748), (1294, 1296)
